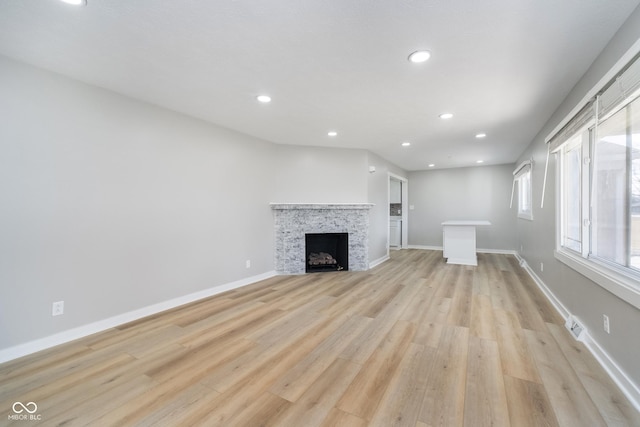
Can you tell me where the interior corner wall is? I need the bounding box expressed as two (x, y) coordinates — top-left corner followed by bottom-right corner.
(366, 152), (408, 263)
(0, 56), (277, 351)
(407, 164), (517, 251)
(514, 6), (640, 388)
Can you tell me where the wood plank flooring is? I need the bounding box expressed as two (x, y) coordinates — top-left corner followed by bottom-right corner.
(1, 250), (638, 426)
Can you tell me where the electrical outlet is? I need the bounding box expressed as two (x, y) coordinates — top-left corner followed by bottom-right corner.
(540, 262), (544, 272)
(603, 314), (610, 334)
(52, 301), (64, 316)
(245, 260), (251, 269)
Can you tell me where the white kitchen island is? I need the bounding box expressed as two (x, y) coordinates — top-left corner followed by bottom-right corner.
(442, 220), (491, 266)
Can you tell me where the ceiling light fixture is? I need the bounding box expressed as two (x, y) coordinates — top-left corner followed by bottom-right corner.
(256, 95), (271, 103)
(475, 133), (487, 139)
(402, 142), (411, 147)
(60, 0), (87, 5)
(328, 131), (338, 137)
(428, 164), (435, 167)
(408, 50), (431, 63)
(476, 160), (484, 164)
(439, 113), (453, 120)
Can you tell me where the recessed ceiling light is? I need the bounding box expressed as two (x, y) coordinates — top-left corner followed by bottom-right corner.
(476, 160), (484, 164)
(408, 50), (431, 63)
(439, 113), (453, 120)
(475, 133), (487, 139)
(256, 95), (271, 103)
(328, 131), (338, 137)
(60, 0), (86, 5)
(401, 142), (411, 147)
(428, 164), (435, 167)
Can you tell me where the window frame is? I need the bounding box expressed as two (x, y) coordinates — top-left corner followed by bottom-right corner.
(515, 164), (533, 221)
(554, 98), (640, 310)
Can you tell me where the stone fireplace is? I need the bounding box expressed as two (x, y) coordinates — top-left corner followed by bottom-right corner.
(270, 203), (373, 274)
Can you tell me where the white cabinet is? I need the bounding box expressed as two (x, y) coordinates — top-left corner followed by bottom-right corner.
(442, 220), (491, 266)
(389, 219), (401, 247)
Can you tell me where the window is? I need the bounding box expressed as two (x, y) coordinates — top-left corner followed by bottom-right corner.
(591, 97), (640, 270)
(559, 134), (584, 253)
(555, 95), (640, 306)
(513, 161), (533, 220)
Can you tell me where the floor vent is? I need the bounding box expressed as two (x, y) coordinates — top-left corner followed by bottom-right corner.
(565, 315), (586, 342)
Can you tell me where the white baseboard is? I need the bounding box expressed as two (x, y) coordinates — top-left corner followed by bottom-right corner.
(477, 248), (518, 255)
(583, 331), (640, 412)
(407, 245), (443, 251)
(516, 253), (640, 412)
(369, 255), (390, 269)
(407, 245), (517, 256)
(516, 253), (571, 320)
(0, 270), (276, 364)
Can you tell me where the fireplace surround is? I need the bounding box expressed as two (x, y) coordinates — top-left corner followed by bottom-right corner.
(270, 203), (373, 274)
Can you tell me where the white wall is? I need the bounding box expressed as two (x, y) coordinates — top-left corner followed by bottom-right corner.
(407, 165), (517, 251)
(514, 6), (640, 387)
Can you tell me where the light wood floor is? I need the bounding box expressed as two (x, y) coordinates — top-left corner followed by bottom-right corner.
(1, 250), (639, 426)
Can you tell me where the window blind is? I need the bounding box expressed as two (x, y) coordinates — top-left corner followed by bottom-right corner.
(541, 52), (640, 208)
(510, 160), (532, 208)
(597, 51), (640, 121)
(546, 102), (594, 154)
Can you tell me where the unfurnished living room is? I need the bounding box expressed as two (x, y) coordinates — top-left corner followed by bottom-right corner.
(2, 1), (640, 426)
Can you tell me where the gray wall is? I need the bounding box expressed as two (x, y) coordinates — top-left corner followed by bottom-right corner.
(0, 55), (403, 352)
(272, 145), (368, 204)
(515, 7), (640, 386)
(0, 56), (277, 350)
(366, 152), (408, 262)
(407, 165), (517, 251)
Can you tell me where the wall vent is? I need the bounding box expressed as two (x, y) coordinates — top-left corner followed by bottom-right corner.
(565, 315), (586, 342)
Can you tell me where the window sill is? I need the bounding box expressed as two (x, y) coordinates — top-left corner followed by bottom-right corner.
(555, 249), (640, 309)
(518, 212), (533, 221)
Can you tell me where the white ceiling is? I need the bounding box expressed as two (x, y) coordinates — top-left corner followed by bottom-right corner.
(1, 0), (639, 171)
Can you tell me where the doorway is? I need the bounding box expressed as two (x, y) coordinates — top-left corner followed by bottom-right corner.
(389, 174), (408, 251)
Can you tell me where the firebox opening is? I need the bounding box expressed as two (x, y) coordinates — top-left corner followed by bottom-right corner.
(305, 233), (349, 273)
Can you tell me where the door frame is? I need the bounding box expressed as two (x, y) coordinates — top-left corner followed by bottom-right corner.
(388, 173), (409, 253)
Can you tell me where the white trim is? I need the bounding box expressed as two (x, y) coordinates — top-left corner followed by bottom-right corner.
(516, 252), (571, 319)
(408, 245), (443, 251)
(407, 245), (516, 256)
(478, 248), (518, 255)
(555, 249), (640, 310)
(513, 159), (532, 177)
(0, 270), (276, 364)
(517, 252), (640, 412)
(369, 255), (390, 269)
(583, 330), (640, 412)
(388, 172), (409, 255)
(517, 212), (534, 221)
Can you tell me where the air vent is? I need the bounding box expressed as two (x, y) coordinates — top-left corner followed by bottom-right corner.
(565, 315), (586, 342)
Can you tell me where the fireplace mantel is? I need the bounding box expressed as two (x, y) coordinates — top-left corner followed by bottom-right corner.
(270, 203), (374, 210)
(270, 203), (373, 274)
